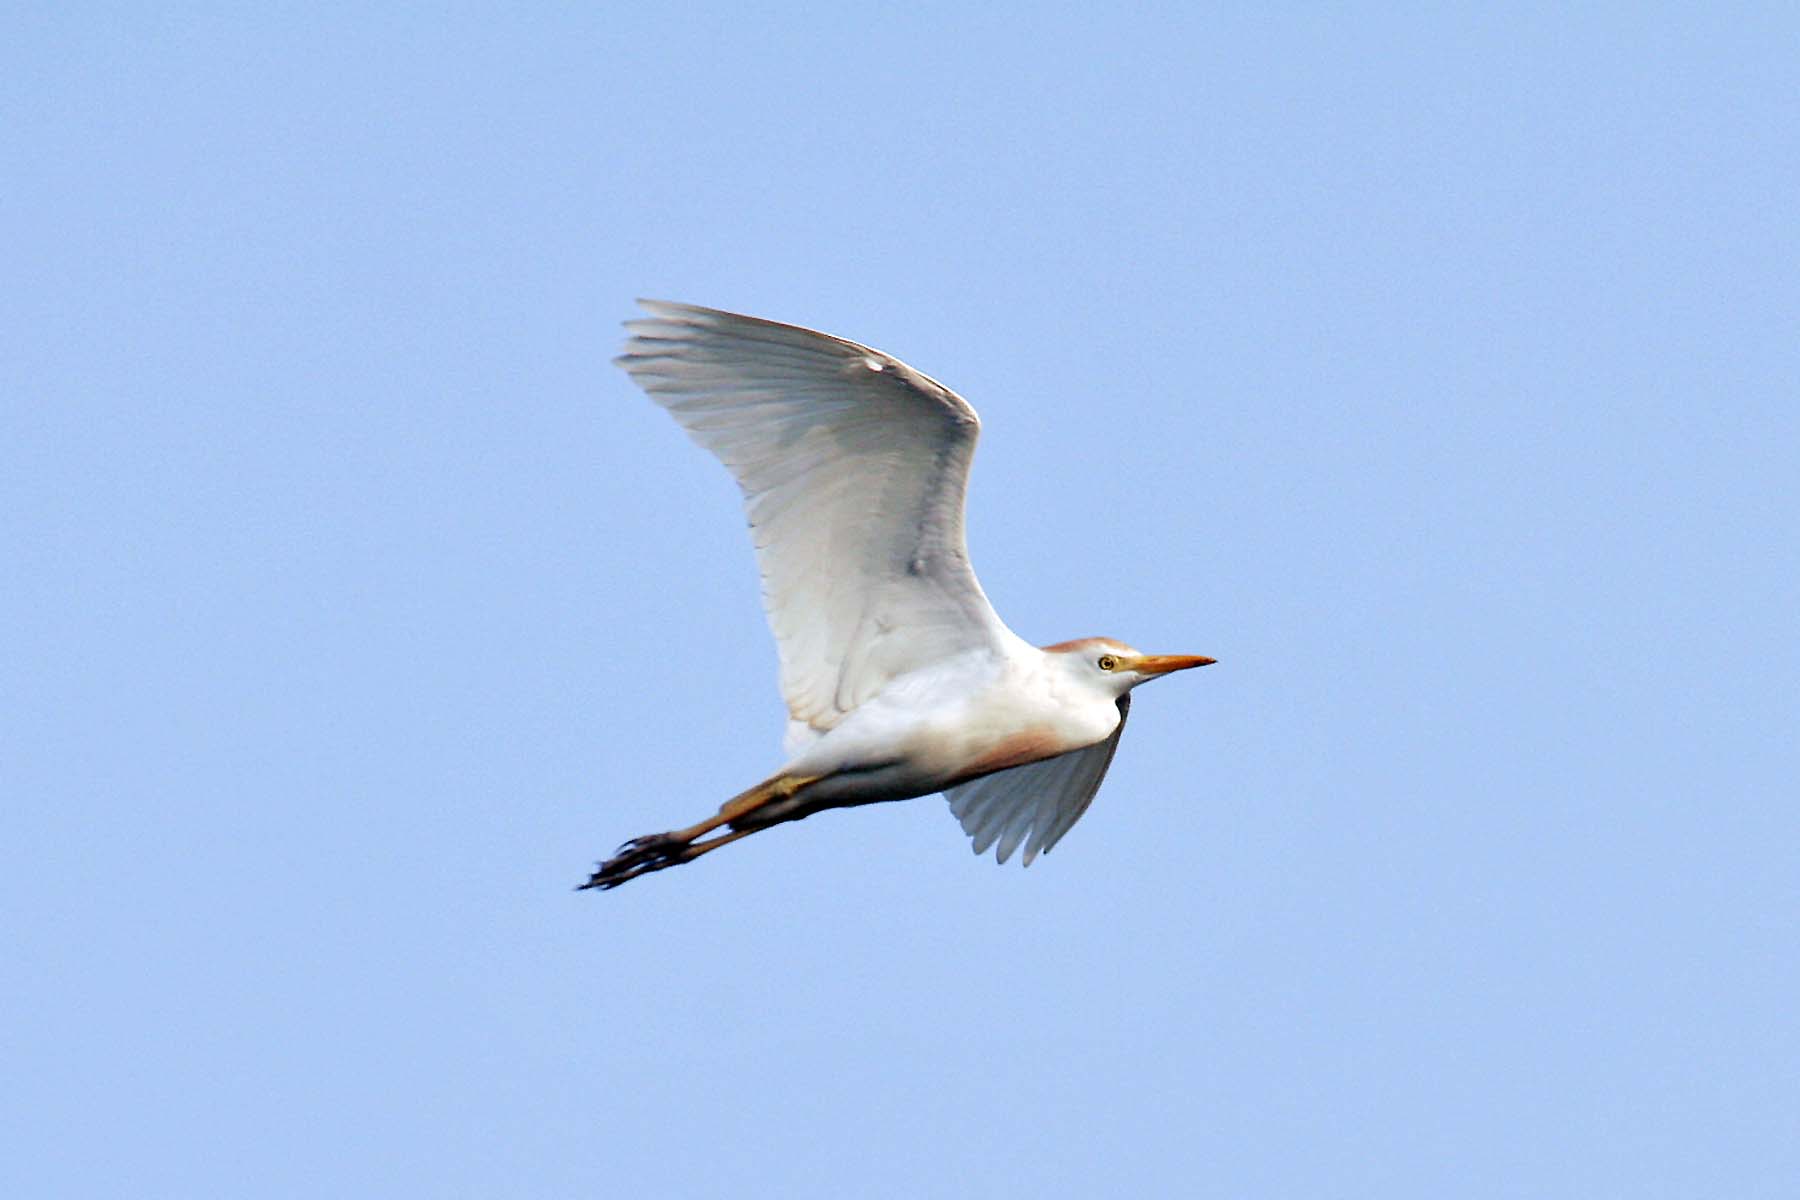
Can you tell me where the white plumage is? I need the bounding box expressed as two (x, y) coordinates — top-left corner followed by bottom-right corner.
(585, 302), (1212, 890)
(621, 301), (1006, 745)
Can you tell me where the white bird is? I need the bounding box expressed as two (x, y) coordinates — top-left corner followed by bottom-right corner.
(583, 302), (1213, 890)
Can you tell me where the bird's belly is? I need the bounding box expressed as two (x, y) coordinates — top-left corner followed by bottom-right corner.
(787, 674), (1114, 804)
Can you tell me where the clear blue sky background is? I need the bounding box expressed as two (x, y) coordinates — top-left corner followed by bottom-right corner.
(5, 7), (1796, 1197)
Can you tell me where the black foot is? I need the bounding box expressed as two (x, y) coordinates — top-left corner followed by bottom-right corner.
(578, 832), (685, 891)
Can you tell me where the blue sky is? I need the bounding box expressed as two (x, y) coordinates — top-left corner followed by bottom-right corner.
(5, 6), (1796, 1197)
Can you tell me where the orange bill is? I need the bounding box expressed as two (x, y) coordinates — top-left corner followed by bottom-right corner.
(1129, 653), (1217, 675)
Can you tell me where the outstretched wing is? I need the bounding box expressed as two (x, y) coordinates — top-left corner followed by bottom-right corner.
(616, 301), (1015, 746)
(945, 695), (1131, 866)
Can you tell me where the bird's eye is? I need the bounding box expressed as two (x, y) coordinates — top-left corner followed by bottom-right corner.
(1097, 654), (1118, 672)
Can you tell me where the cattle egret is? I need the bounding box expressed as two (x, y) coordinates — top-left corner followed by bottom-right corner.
(582, 302), (1213, 891)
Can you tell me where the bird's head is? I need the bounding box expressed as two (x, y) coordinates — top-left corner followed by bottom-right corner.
(1042, 637), (1216, 698)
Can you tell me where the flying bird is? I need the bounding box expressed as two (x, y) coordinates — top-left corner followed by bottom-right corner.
(583, 302), (1213, 890)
